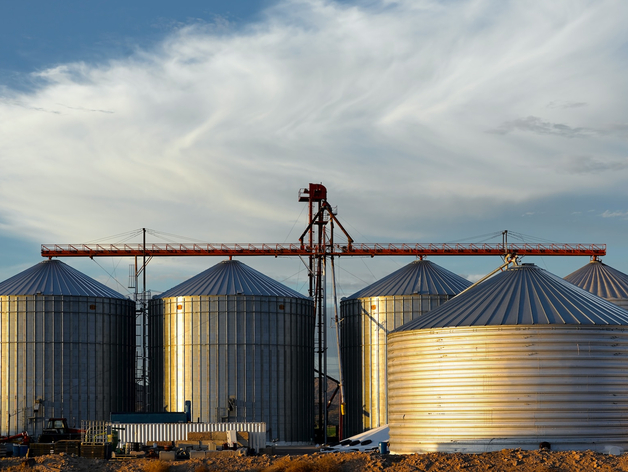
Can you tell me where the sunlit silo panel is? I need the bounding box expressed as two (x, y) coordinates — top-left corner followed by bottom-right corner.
(565, 260), (628, 310)
(388, 264), (628, 454)
(339, 259), (471, 436)
(149, 260), (314, 443)
(0, 260), (136, 438)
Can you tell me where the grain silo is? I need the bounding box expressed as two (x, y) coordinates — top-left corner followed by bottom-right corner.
(0, 260), (136, 438)
(340, 259), (472, 436)
(148, 260), (314, 444)
(564, 259), (628, 310)
(387, 263), (628, 454)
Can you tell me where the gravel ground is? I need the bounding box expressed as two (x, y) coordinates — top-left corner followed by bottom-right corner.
(1, 448), (628, 471)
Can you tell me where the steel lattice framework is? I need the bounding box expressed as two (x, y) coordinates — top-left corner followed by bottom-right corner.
(41, 242), (606, 258)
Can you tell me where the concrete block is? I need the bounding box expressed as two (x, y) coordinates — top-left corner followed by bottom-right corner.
(159, 451), (176, 461)
(200, 441), (218, 450)
(176, 440), (200, 450)
(189, 450), (206, 459)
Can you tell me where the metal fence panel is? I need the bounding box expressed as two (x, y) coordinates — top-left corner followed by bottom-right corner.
(113, 422), (267, 451)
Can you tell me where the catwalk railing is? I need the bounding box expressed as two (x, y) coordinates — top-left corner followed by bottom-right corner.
(42, 242), (606, 258)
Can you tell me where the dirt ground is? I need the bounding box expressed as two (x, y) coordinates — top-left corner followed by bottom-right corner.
(3, 448), (628, 472)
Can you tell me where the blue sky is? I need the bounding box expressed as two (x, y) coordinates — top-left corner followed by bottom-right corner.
(2, 0), (628, 375)
(0, 1), (270, 84)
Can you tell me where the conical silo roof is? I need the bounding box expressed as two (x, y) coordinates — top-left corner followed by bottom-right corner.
(0, 259), (126, 298)
(156, 260), (308, 299)
(346, 260), (472, 299)
(564, 260), (628, 299)
(394, 263), (628, 331)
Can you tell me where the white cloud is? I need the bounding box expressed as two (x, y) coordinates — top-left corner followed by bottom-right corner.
(462, 274), (489, 283)
(1, 0), (627, 250)
(601, 210), (628, 219)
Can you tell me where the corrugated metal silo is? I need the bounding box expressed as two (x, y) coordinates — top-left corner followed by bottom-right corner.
(339, 259), (471, 436)
(0, 260), (136, 437)
(388, 263), (628, 454)
(148, 260), (314, 444)
(564, 260), (628, 310)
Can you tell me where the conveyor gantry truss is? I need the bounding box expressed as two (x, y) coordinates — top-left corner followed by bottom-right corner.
(40, 183), (607, 444)
(41, 241), (607, 258)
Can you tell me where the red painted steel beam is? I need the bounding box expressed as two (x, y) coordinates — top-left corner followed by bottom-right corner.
(41, 242), (606, 258)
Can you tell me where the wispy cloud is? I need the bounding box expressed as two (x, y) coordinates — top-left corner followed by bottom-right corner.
(601, 210), (628, 219)
(488, 116), (598, 138)
(1, 98), (62, 114)
(463, 274), (488, 283)
(490, 116), (628, 139)
(56, 103), (115, 114)
(0, 0), (627, 247)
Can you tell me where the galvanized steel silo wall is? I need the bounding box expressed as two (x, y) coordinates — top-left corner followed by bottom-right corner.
(149, 294), (314, 444)
(387, 326), (628, 453)
(340, 294), (452, 436)
(0, 295), (136, 437)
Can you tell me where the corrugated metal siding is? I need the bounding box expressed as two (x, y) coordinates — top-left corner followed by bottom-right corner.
(395, 264), (628, 331)
(340, 260), (470, 437)
(565, 261), (628, 300)
(346, 260), (471, 299)
(114, 422), (267, 451)
(0, 260), (126, 298)
(341, 294), (454, 436)
(0, 295), (135, 437)
(156, 260), (308, 299)
(149, 294), (314, 443)
(387, 326), (628, 453)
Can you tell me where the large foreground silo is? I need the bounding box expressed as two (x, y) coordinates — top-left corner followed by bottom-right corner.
(388, 263), (628, 454)
(565, 260), (628, 310)
(0, 260), (136, 437)
(340, 259), (471, 436)
(149, 260), (314, 443)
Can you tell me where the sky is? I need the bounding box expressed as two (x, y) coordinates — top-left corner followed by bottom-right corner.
(2, 0), (628, 376)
